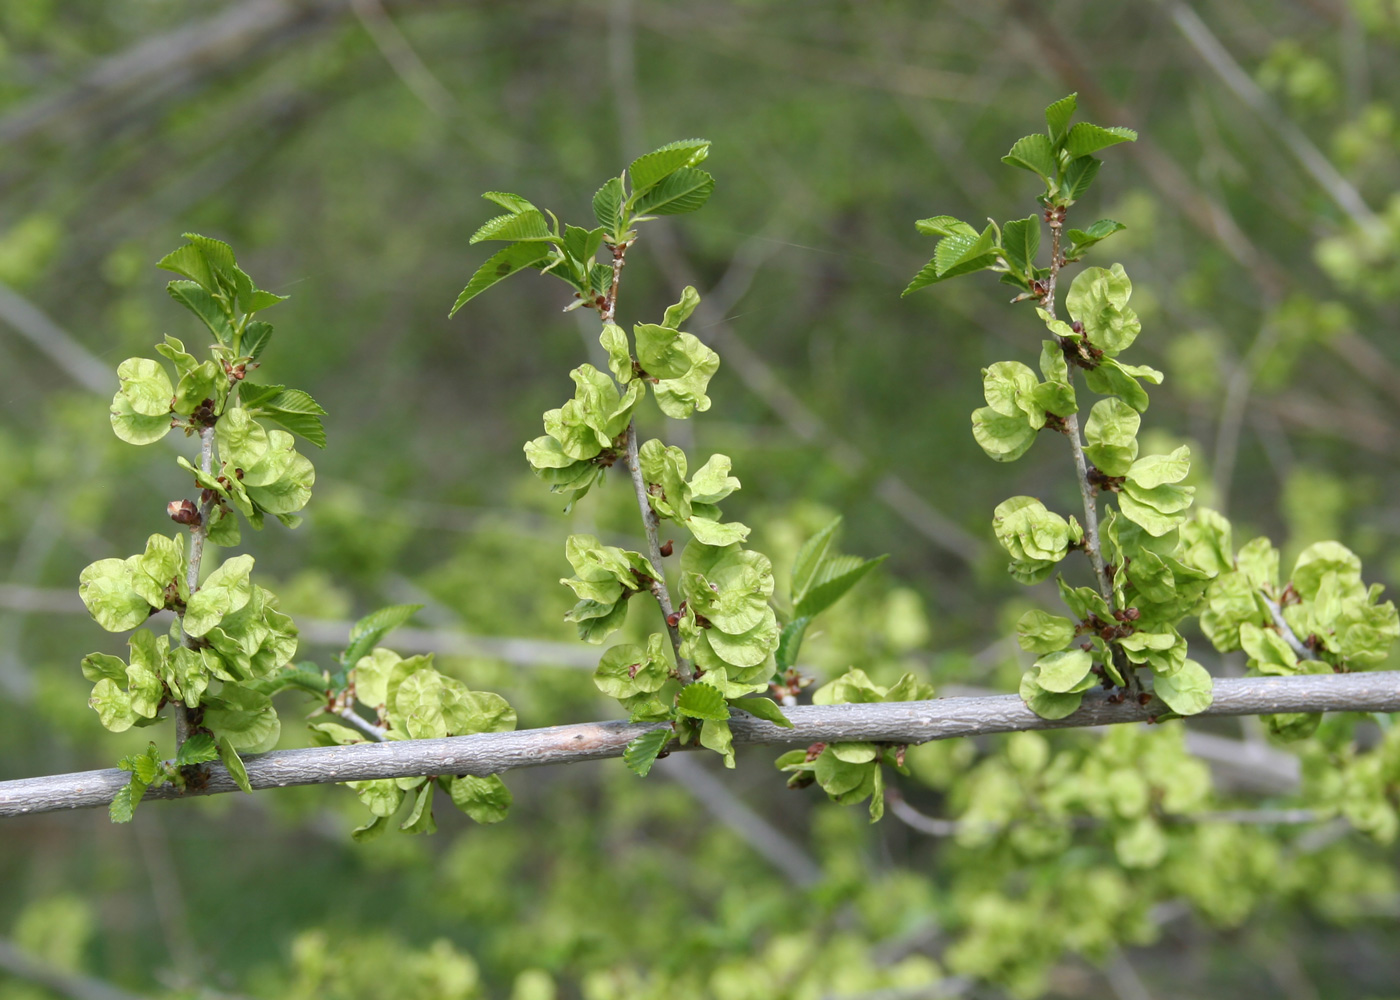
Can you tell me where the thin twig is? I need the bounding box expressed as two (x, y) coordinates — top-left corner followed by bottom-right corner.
(336, 707), (388, 742)
(1041, 211), (1113, 605)
(3, 671), (1397, 818)
(1163, 1), (1384, 240)
(624, 422), (690, 680)
(1262, 594), (1321, 662)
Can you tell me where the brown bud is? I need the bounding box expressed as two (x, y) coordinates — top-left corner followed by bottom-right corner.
(659, 540), (673, 557)
(167, 499), (201, 527)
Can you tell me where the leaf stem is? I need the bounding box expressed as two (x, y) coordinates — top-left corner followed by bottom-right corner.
(600, 239), (630, 324)
(624, 422), (692, 681)
(1262, 594), (1321, 663)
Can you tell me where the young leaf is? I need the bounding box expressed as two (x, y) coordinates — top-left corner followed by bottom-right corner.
(109, 780), (144, 824)
(794, 554), (887, 620)
(241, 321), (274, 361)
(175, 733), (219, 767)
(343, 604), (424, 668)
(914, 216), (977, 239)
(217, 735), (252, 794)
(1001, 216), (1041, 277)
(481, 191), (538, 215)
(449, 242), (552, 316)
(1064, 123), (1138, 158)
(775, 617), (809, 671)
(592, 176), (625, 232)
(791, 518), (842, 606)
(1044, 92), (1078, 146)
(166, 281), (232, 341)
(676, 683), (730, 721)
(623, 727), (672, 777)
(628, 139), (711, 194)
(735, 696), (793, 728)
(1061, 156), (1101, 203)
(632, 167), (714, 216)
(469, 210), (552, 244)
(1001, 133), (1058, 183)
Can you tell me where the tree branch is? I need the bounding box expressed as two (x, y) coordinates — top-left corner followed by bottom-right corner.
(3, 672), (1396, 819)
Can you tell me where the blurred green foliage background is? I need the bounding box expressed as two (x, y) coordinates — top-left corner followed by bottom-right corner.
(3, 1), (1400, 998)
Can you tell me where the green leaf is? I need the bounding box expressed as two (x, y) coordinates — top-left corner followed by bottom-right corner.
(469, 210), (552, 244)
(217, 735), (252, 794)
(79, 558), (151, 632)
(175, 733), (218, 766)
(915, 216), (977, 239)
(623, 727), (672, 777)
(1061, 156), (1101, 203)
(594, 637), (672, 699)
(653, 333), (719, 419)
(592, 176), (625, 232)
(791, 518), (842, 607)
(628, 139), (710, 193)
(735, 696), (792, 728)
(677, 683), (730, 721)
(632, 167), (714, 216)
(775, 617), (808, 672)
(89, 679), (135, 732)
(481, 191), (538, 215)
(1084, 356), (1160, 412)
(1002, 133), (1058, 182)
(446, 774), (512, 823)
(157, 242), (219, 293)
(1016, 610), (1077, 654)
(109, 780), (143, 824)
(1001, 216), (1041, 277)
(448, 242), (553, 316)
(1065, 219), (1127, 260)
(343, 604), (422, 669)
(1064, 122), (1138, 158)
(250, 388), (328, 449)
(239, 288), (287, 316)
(794, 554), (886, 620)
(1153, 658), (1213, 715)
(242, 321), (274, 360)
(166, 281), (232, 341)
(1044, 93), (1078, 146)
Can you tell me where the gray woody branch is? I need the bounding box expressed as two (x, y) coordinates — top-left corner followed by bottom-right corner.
(3, 672), (1397, 819)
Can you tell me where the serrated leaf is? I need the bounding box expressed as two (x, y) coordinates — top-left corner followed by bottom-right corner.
(1002, 133), (1058, 182)
(343, 604), (422, 668)
(1064, 122), (1138, 158)
(449, 242), (553, 316)
(1045, 93), (1078, 145)
(676, 683), (730, 721)
(109, 780), (143, 823)
(166, 280), (232, 341)
(1001, 216), (1040, 277)
(481, 191), (538, 215)
(628, 138), (710, 193)
(633, 167), (714, 216)
(775, 617), (809, 671)
(1062, 156), (1101, 203)
(593, 176), (625, 231)
(623, 727), (672, 777)
(175, 733), (218, 766)
(794, 555), (886, 620)
(915, 216), (977, 239)
(791, 518), (842, 606)
(469, 210), (552, 244)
